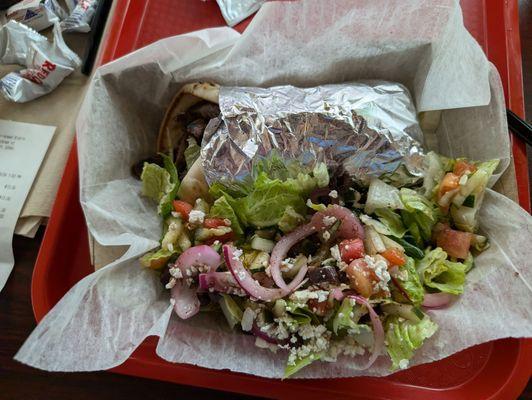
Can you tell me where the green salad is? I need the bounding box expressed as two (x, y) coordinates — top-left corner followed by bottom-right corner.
(138, 151), (497, 377)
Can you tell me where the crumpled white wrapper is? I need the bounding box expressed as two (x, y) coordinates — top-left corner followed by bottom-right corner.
(15, 0), (532, 378)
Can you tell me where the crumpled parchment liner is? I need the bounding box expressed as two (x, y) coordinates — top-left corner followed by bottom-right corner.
(15, 0), (531, 379)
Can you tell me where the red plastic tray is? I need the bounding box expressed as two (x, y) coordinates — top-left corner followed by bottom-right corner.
(31, 1), (531, 399)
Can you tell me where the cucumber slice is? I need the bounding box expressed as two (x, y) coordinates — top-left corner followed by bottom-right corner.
(452, 169), (488, 207)
(450, 205), (478, 233)
(249, 251), (270, 271)
(219, 295), (243, 329)
(381, 235), (405, 252)
(251, 235), (275, 252)
(390, 236), (424, 259)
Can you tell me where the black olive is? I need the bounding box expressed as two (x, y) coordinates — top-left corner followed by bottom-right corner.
(308, 265), (339, 286)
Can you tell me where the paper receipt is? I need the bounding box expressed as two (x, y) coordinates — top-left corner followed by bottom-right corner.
(0, 120), (54, 292)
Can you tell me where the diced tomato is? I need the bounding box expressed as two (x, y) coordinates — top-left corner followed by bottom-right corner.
(307, 299), (331, 316)
(381, 248), (406, 266)
(203, 231), (235, 245)
(435, 226), (472, 259)
(339, 238), (365, 263)
(437, 172), (460, 200)
(453, 160), (477, 177)
(172, 200), (193, 220)
(203, 218), (230, 229)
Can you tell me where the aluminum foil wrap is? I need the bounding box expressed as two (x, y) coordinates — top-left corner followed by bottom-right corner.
(201, 82), (425, 187)
(0, 22), (81, 102)
(216, 0), (265, 26)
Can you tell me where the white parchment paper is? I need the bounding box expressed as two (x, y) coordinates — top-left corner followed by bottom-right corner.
(15, 0), (532, 378)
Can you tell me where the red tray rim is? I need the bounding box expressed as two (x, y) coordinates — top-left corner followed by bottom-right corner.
(30, 0), (531, 398)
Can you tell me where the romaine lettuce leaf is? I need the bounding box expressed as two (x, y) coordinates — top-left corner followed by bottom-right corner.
(284, 353), (322, 378)
(210, 196), (244, 236)
(365, 178), (404, 214)
(393, 257), (425, 305)
(422, 151), (454, 198)
(400, 188), (440, 244)
(285, 301), (320, 325)
(241, 173), (306, 227)
(385, 315), (438, 371)
(331, 297), (367, 335)
(140, 154), (180, 217)
(278, 206), (305, 233)
(416, 247), (467, 295)
(209, 158), (329, 229)
(184, 137), (201, 171)
(375, 208), (407, 238)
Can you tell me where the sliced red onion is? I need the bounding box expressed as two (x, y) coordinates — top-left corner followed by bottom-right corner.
(251, 323), (289, 345)
(176, 245), (221, 273)
(171, 280), (200, 319)
(311, 205), (365, 240)
(347, 295), (384, 370)
(198, 271), (244, 296)
(422, 292), (456, 308)
(171, 245), (222, 319)
(223, 245), (306, 301)
(269, 223), (315, 290)
(329, 287), (346, 301)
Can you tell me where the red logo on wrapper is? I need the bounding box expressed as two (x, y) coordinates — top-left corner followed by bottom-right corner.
(21, 60), (57, 85)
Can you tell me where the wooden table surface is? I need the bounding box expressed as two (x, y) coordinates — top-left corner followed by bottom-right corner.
(1, 1), (531, 399)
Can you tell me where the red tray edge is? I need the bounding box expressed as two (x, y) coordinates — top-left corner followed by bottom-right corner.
(30, 0), (532, 398)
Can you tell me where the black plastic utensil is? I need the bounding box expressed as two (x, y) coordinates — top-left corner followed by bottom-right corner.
(507, 109), (532, 147)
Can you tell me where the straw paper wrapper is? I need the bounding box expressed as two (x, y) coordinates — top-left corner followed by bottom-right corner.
(15, 0), (532, 378)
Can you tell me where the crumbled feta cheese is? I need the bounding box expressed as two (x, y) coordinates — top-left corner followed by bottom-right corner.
(322, 231), (331, 241)
(328, 190), (338, 199)
(165, 278), (177, 289)
(188, 209), (205, 225)
(171, 211), (180, 218)
(169, 267), (182, 279)
(233, 248), (243, 260)
(306, 199), (313, 208)
(167, 243), (174, 252)
(364, 255), (391, 295)
(330, 245), (341, 262)
(254, 337), (278, 352)
(398, 359), (409, 369)
(289, 289), (329, 303)
(213, 240), (220, 246)
(241, 308), (255, 332)
(323, 215), (337, 226)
